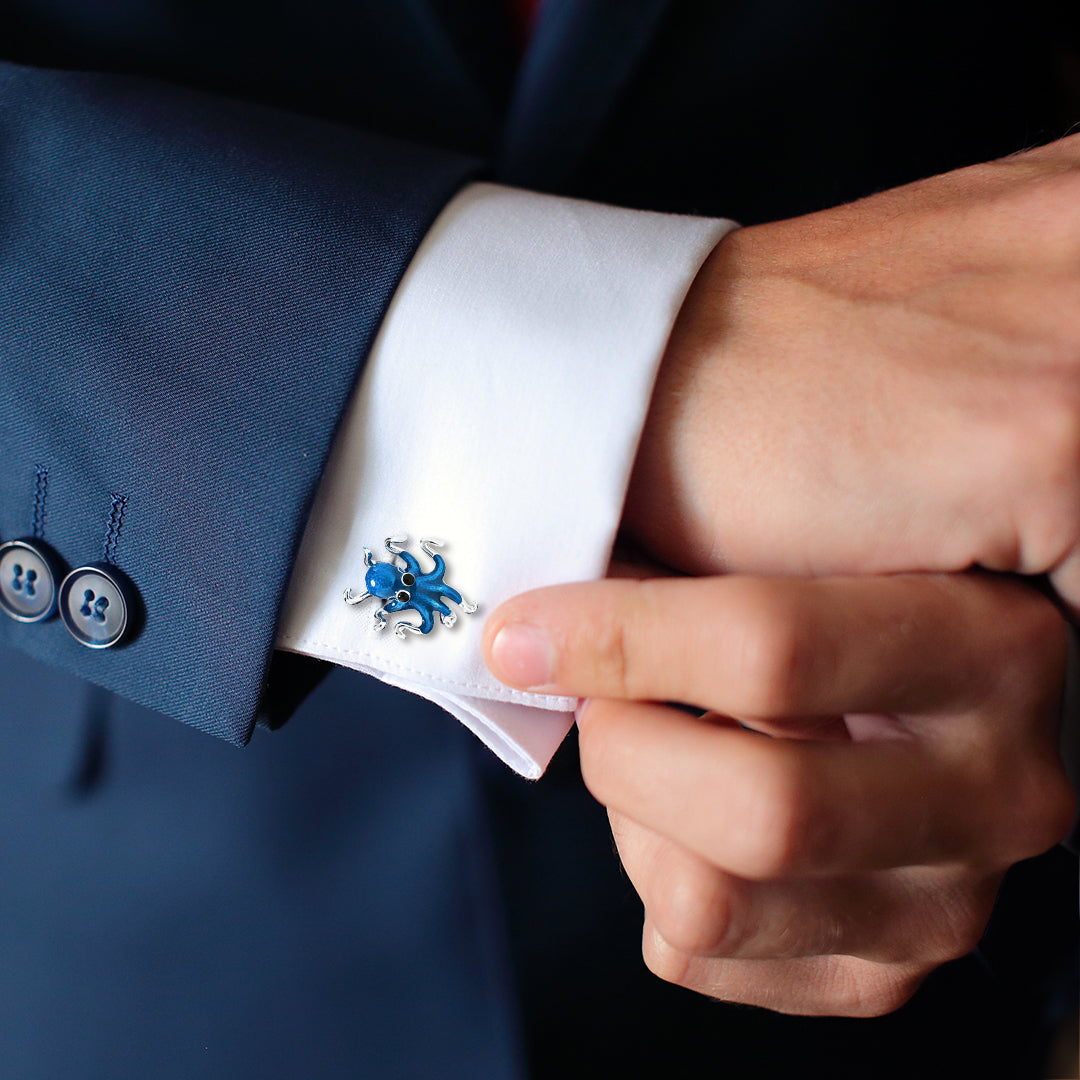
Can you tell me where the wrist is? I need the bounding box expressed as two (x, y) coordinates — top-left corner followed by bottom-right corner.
(624, 229), (740, 574)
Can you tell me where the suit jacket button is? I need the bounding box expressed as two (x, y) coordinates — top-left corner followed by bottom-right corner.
(0, 539), (63, 623)
(59, 564), (133, 648)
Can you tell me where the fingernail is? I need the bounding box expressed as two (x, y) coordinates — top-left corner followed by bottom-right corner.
(490, 622), (556, 689)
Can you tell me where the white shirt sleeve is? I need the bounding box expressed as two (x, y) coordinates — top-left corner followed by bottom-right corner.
(275, 182), (736, 778)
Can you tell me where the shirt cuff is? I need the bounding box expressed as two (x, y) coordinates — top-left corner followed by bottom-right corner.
(275, 182), (736, 777)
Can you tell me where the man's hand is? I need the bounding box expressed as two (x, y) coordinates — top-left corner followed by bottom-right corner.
(483, 573), (1075, 1015)
(625, 134), (1080, 609)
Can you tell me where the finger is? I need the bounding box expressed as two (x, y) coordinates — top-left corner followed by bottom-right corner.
(580, 700), (1071, 876)
(610, 811), (999, 963)
(641, 921), (927, 1017)
(484, 573), (1064, 719)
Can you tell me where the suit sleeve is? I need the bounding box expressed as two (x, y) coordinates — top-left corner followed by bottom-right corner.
(0, 61), (478, 745)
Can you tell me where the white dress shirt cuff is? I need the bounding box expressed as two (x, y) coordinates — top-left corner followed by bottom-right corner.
(276, 182), (736, 778)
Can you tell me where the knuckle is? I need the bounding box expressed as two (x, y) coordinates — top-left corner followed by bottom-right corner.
(734, 753), (820, 879)
(1014, 762), (1076, 855)
(727, 585), (814, 717)
(641, 924), (693, 988)
(1028, 391), (1080, 480)
(647, 867), (738, 956)
(992, 597), (1068, 704)
(968, 754), (1073, 867)
(584, 599), (634, 699)
(1020, 590), (1070, 656)
(992, 390), (1080, 518)
(962, 744), (1074, 867)
(583, 579), (665, 701)
(918, 879), (998, 964)
(1040, 773), (1077, 847)
(942, 913), (992, 963)
(980, 704), (1071, 846)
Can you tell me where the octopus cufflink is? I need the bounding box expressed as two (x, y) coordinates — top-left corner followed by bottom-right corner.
(343, 535), (478, 638)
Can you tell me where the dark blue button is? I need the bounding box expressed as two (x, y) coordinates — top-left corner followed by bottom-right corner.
(0, 539), (63, 623)
(59, 564), (134, 649)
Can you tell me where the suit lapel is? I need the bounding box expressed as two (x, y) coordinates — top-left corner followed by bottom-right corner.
(419, 0), (520, 118)
(396, 0), (516, 151)
(500, 0), (677, 187)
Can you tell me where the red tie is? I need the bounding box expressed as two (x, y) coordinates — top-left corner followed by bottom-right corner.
(509, 0), (542, 47)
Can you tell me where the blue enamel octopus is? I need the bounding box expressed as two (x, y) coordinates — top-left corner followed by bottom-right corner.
(343, 535), (478, 638)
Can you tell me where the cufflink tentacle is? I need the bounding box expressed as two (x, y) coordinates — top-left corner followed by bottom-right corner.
(343, 534), (478, 637)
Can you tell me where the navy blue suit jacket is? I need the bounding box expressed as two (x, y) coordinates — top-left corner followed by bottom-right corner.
(0, 2), (1074, 1077)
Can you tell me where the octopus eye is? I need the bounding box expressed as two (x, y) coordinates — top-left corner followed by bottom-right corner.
(401, 573), (416, 586)
(396, 589), (411, 603)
